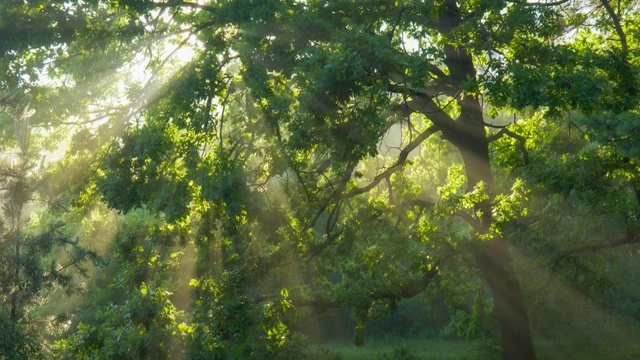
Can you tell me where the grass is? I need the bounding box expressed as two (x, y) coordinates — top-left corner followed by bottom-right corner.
(533, 338), (637, 360)
(322, 338), (476, 360)
(319, 337), (635, 360)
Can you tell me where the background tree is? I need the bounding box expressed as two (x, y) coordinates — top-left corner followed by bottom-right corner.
(0, 90), (99, 358)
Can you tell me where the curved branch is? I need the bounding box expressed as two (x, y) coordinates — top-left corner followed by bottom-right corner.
(343, 126), (440, 199)
(388, 72), (459, 98)
(535, 227), (639, 294)
(394, 267), (440, 299)
(314, 203), (342, 256)
(484, 121), (511, 129)
(487, 128), (529, 166)
(305, 162), (357, 231)
(406, 94), (461, 138)
(598, 0), (628, 52)
(556, 228), (639, 259)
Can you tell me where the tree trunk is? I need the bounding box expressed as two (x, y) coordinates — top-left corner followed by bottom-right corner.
(453, 117), (537, 359)
(431, 1), (538, 357)
(10, 231), (19, 323)
(475, 238), (537, 360)
(455, 113), (537, 359)
(453, 94), (537, 360)
(453, 98), (537, 359)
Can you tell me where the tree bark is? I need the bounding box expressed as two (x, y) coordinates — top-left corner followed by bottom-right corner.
(475, 238), (537, 360)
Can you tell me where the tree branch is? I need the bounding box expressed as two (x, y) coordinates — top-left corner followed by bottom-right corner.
(487, 128), (529, 166)
(306, 202), (343, 260)
(152, 1), (218, 14)
(484, 121), (511, 129)
(306, 228), (344, 260)
(406, 199), (483, 232)
(598, 0), (628, 52)
(343, 126), (440, 199)
(535, 227), (640, 294)
(507, 0), (571, 6)
(556, 228), (639, 259)
(406, 94), (461, 137)
(305, 161), (358, 231)
(388, 72), (459, 98)
(393, 267), (440, 299)
(257, 267), (440, 310)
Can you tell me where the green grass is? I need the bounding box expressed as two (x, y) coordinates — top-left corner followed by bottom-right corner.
(322, 338), (476, 360)
(533, 338), (639, 360)
(320, 337), (637, 360)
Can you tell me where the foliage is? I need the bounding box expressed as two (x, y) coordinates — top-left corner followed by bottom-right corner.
(0, 314), (42, 360)
(0, 90), (100, 358)
(53, 208), (186, 359)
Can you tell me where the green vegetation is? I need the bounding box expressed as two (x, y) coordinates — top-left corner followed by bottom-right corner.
(2, 0), (640, 359)
(325, 337), (631, 360)
(326, 339), (477, 360)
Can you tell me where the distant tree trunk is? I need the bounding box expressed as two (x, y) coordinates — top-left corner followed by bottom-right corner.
(10, 232), (19, 323)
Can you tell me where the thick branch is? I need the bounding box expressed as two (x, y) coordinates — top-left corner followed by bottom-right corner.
(306, 203), (343, 260)
(406, 94), (461, 137)
(395, 267), (439, 299)
(306, 228), (344, 260)
(388, 72), (459, 98)
(557, 228), (639, 260)
(484, 121), (511, 129)
(599, 0), (628, 52)
(305, 162), (357, 231)
(343, 126), (440, 199)
(536, 227), (639, 291)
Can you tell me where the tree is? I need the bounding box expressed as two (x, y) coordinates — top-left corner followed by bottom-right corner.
(94, 1), (633, 359)
(4, 0), (640, 359)
(0, 90), (100, 358)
